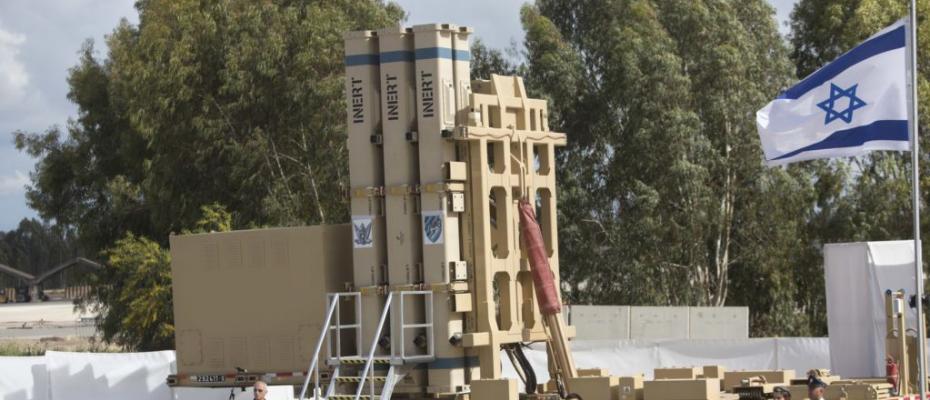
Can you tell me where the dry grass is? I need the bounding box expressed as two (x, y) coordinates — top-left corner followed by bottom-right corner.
(0, 337), (123, 356)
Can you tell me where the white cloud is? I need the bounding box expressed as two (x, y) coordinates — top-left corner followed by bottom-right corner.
(0, 25), (29, 108)
(0, 170), (29, 196)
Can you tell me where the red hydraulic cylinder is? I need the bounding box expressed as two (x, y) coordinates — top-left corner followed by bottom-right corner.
(518, 199), (561, 315)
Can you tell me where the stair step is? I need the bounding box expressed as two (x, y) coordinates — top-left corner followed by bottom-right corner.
(335, 376), (387, 383)
(333, 358), (392, 365)
(327, 395), (377, 400)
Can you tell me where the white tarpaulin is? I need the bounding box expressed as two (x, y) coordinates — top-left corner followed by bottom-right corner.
(45, 350), (176, 400)
(501, 338), (830, 382)
(0, 356), (48, 400)
(172, 386), (294, 400)
(0, 339), (831, 399)
(824, 240), (917, 378)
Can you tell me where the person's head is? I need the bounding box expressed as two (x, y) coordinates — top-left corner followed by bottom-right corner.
(773, 386), (791, 400)
(807, 376), (827, 400)
(253, 380), (268, 400)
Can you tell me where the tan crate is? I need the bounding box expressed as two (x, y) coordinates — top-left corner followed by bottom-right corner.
(471, 378), (518, 400)
(655, 367), (703, 380)
(579, 368), (610, 377)
(701, 365), (726, 379)
(170, 225), (352, 375)
(568, 376), (620, 400)
(644, 379), (720, 400)
(617, 375), (645, 400)
(722, 370), (795, 391)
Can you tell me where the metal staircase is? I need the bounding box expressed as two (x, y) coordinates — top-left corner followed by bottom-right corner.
(298, 291), (434, 400)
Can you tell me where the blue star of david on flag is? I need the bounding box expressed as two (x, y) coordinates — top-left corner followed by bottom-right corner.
(816, 83), (867, 125)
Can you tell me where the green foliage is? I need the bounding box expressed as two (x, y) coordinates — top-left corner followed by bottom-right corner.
(0, 339), (119, 356)
(87, 232), (173, 351)
(14, 0), (404, 256)
(523, 0), (829, 335)
(470, 38), (520, 80)
(189, 203), (233, 234)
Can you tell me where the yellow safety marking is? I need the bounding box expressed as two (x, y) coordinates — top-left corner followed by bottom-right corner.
(419, 182), (465, 194)
(350, 186), (384, 198)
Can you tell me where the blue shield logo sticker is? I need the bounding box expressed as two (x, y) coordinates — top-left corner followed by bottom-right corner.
(422, 211), (444, 245)
(352, 216), (374, 248)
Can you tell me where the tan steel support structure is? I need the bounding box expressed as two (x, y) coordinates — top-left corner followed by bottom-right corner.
(413, 23), (471, 394)
(885, 289), (928, 396)
(457, 75), (568, 380)
(345, 30), (387, 356)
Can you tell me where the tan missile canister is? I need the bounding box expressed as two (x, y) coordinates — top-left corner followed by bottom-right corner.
(344, 29), (387, 356)
(413, 23), (470, 393)
(378, 26), (422, 287)
(377, 26), (429, 391)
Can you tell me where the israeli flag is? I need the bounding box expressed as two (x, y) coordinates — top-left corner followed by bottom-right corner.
(757, 19), (909, 166)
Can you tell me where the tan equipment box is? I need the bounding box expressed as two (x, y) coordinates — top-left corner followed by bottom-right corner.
(701, 365), (727, 390)
(471, 378), (518, 400)
(731, 383), (779, 399)
(786, 384), (808, 399)
(656, 367), (703, 380)
(568, 376), (620, 400)
(618, 375), (645, 400)
(644, 379), (720, 400)
(722, 370), (795, 391)
(169, 225), (352, 375)
(701, 365), (726, 380)
(826, 381), (893, 400)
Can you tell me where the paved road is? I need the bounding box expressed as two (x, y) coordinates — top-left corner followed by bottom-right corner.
(0, 301), (97, 339)
(0, 301), (93, 323)
(1, 323), (95, 339)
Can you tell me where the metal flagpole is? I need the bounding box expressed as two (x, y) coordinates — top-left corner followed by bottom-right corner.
(909, 1), (928, 399)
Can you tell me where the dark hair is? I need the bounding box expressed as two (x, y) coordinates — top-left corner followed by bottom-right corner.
(773, 386), (791, 398)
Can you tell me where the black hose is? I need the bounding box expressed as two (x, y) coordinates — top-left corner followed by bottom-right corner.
(513, 344), (537, 394)
(503, 344), (538, 395)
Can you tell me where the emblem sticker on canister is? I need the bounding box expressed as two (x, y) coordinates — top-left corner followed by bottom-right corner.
(352, 215), (374, 248)
(422, 211), (444, 245)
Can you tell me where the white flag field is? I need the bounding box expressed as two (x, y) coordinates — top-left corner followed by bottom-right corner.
(756, 19), (909, 165)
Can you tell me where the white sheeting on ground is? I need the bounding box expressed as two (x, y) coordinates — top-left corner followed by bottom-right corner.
(0, 351), (293, 400)
(46, 350), (176, 400)
(172, 386), (294, 400)
(501, 337), (830, 382)
(0, 356), (49, 400)
(0, 339), (830, 399)
(824, 240), (917, 378)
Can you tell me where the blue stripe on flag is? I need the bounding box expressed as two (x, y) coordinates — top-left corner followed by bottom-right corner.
(380, 51), (414, 63)
(345, 54), (380, 66)
(779, 24), (905, 100)
(770, 120), (909, 162)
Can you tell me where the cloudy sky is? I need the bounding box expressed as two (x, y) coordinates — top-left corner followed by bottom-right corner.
(0, 0), (796, 231)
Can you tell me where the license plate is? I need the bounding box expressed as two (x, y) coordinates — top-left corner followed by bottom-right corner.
(191, 374), (226, 383)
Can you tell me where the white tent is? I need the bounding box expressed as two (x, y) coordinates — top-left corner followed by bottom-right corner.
(824, 240), (918, 378)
